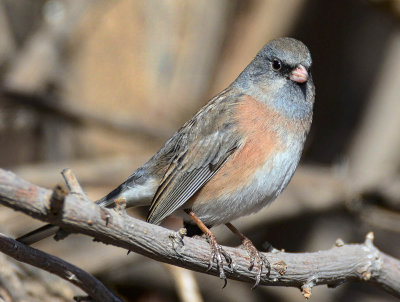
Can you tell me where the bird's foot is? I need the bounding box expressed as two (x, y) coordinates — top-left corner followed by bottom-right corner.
(184, 210), (231, 287)
(242, 237), (270, 289)
(205, 233), (232, 288)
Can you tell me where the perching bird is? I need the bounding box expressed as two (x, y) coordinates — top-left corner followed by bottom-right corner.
(18, 37), (314, 287)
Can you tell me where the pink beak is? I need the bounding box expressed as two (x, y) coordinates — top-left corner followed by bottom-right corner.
(290, 64), (308, 83)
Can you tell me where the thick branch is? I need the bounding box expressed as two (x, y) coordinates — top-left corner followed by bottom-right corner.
(0, 168), (399, 299)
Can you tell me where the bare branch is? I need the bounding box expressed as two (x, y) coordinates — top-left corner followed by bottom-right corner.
(0, 168), (399, 299)
(0, 233), (122, 302)
(0, 89), (170, 141)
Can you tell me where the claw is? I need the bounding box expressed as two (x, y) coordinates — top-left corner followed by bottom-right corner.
(205, 233), (232, 287)
(242, 237), (270, 289)
(206, 255), (213, 272)
(184, 210), (232, 287)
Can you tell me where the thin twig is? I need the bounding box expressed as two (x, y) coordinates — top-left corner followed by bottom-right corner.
(62, 168), (88, 198)
(0, 168), (399, 299)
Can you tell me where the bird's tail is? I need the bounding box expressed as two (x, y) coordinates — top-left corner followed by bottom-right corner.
(94, 185), (125, 208)
(16, 224), (60, 245)
(17, 172), (155, 245)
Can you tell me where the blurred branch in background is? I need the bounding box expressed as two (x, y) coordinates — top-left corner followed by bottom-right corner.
(166, 265), (203, 302)
(348, 33), (400, 191)
(0, 3), (16, 68)
(0, 89), (170, 141)
(3, 0), (93, 93)
(210, 0), (307, 94)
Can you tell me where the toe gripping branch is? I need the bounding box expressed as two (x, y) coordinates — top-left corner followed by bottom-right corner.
(184, 210), (232, 288)
(225, 222), (270, 288)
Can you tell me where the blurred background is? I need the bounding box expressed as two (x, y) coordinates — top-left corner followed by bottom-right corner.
(0, 0), (400, 301)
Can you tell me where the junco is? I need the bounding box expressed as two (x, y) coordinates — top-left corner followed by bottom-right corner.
(18, 37), (314, 287)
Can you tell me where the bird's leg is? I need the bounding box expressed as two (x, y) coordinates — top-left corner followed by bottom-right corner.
(225, 222), (270, 288)
(185, 210), (232, 287)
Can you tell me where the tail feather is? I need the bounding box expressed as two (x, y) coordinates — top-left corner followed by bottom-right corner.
(16, 224), (59, 245)
(95, 185), (125, 208)
(17, 173), (156, 245)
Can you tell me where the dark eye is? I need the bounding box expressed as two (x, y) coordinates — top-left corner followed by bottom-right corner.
(271, 59), (282, 71)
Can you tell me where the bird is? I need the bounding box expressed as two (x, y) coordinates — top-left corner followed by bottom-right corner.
(17, 37), (315, 287)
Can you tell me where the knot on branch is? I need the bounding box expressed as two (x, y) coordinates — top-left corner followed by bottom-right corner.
(114, 197), (127, 215)
(49, 184), (66, 218)
(335, 238), (344, 247)
(358, 232), (382, 281)
(169, 228), (187, 253)
(301, 276), (317, 299)
(272, 260), (287, 276)
(51, 168), (91, 242)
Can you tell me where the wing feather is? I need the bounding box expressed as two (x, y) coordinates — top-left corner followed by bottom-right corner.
(147, 88), (243, 224)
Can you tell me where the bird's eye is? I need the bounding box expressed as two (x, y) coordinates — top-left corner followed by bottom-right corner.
(271, 59), (282, 71)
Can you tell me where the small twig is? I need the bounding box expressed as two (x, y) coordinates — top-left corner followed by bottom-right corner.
(301, 276), (317, 299)
(61, 168), (87, 197)
(0, 233), (122, 302)
(56, 168), (89, 241)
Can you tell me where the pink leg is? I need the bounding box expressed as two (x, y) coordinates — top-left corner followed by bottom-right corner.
(185, 210), (232, 287)
(226, 222), (270, 288)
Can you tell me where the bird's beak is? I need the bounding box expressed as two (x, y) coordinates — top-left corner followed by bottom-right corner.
(290, 64), (308, 83)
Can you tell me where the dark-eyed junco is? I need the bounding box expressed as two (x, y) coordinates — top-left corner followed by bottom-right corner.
(18, 37), (315, 287)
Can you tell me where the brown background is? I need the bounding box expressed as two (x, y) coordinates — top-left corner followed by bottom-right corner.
(1, 0), (400, 301)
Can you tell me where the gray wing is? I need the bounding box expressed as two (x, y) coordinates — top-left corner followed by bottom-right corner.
(147, 88), (243, 225)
